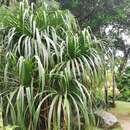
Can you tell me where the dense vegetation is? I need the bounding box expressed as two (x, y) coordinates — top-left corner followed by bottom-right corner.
(0, 0), (110, 129)
(0, 0), (130, 130)
(58, 0), (130, 102)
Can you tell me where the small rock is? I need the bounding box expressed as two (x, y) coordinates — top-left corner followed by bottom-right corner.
(95, 110), (119, 129)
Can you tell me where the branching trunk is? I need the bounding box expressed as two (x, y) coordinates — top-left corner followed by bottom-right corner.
(119, 47), (130, 76)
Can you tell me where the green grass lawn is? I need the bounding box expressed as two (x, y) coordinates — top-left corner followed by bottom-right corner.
(87, 127), (122, 130)
(90, 126), (122, 130)
(110, 101), (130, 114)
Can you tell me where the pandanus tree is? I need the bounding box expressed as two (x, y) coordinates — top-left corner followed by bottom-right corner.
(0, 0), (107, 130)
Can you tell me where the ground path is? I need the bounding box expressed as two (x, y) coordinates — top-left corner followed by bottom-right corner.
(119, 117), (130, 130)
(110, 101), (130, 130)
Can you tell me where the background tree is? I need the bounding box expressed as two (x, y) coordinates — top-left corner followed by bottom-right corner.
(56, 0), (130, 105)
(57, 0), (130, 74)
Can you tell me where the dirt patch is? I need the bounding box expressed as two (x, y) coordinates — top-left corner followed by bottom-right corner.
(115, 115), (130, 130)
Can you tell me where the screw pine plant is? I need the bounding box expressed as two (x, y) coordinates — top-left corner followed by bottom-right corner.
(0, 0), (106, 130)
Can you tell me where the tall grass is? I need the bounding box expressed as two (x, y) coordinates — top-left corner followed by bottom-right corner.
(0, 0), (107, 130)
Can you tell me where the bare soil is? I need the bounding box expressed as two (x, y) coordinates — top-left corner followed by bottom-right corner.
(112, 113), (130, 130)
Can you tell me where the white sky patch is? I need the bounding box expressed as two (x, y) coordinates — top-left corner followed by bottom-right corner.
(104, 25), (130, 57)
(121, 33), (130, 45)
(105, 25), (113, 35)
(116, 50), (124, 57)
(105, 25), (130, 45)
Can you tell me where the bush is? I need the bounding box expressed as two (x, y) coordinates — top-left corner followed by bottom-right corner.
(0, 0), (106, 130)
(116, 66), (130, 102)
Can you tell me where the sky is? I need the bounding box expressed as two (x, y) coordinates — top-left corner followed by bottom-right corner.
(105, 25), (130, 57)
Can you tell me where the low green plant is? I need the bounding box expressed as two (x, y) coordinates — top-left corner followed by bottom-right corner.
(116, 66), (130, 102)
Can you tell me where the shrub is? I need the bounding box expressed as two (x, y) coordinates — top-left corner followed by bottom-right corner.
(116, 66), (130, 102)
(0, 0), (106, 130)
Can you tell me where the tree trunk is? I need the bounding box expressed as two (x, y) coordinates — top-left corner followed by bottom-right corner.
(105, 85), (108, 110)
(112, 50), (115, 107)
(112, 68), (115, 107)
(119, 47), (130, 76)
